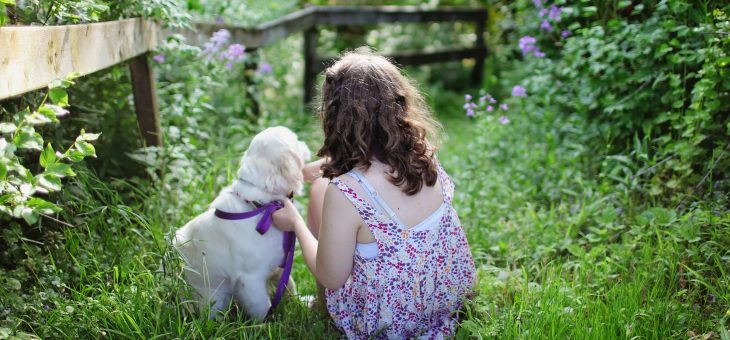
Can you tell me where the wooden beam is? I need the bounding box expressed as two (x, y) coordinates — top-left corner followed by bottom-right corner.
(183, 7), (316, 48)
(0, 18), (159, 100)
(314, 46), (488, 74)
(315, 6), (487, 26)
(129, 53), (162, 147)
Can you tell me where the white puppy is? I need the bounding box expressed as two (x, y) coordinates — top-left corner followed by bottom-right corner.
(174, 126), (311, 320)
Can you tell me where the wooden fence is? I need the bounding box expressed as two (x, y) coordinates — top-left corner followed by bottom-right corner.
(0, 6), (487, 147)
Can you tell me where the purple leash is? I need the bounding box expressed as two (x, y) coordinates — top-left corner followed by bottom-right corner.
(214, 200), (296, 318)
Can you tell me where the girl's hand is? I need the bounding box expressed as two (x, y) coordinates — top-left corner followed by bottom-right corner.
(273, 199), (304, 232)
(303, 158), (327, 183)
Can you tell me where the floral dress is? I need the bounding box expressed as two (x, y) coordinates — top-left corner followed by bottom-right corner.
(326, 162), (476, 339)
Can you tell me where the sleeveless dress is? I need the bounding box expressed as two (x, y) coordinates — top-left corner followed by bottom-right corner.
(325, 162), (476, 339)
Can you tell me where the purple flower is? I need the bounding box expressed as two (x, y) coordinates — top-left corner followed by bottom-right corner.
(215, 16), (225, 24)
(465, 94), (472, 101)
(152, 54), (165, 63)
(548, 5), (562, 22)
(222, 43), (246, 62)
(489, 97), (497, 104)
(201, 29), (231, 58)
(540, 20), (553, 32)
(466, 108), (475, 117)
(463, 102), (478, 110)
(533, 0), (542, 8)
(512, 85), (527, 97)
(519, 36), (545, 58)
(561, 30), (571, 38)
(539, 8), (548, 17)
(498, 116), (510, 124)
(258, 62), (273, 74)
(479, 95), (488, 102)
(486, 105), (494, 112)
(500, 103), (509, 110)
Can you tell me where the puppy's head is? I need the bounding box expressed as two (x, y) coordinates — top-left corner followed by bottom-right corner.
(237, 126), (311, 199)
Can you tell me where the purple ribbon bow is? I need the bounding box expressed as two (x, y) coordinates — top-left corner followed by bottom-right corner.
(214, 200), (295, 317)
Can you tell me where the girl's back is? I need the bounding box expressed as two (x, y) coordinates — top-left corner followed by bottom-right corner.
(325, 160), (476, 339)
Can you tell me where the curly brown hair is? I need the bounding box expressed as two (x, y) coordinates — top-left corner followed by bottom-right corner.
(317, 49), (442, 195)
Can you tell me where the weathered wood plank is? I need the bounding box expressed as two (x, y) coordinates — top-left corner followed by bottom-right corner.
(129, 54), (162, 146)
(183, 7), (316, 48)
(315, 6), (487, 26)
(314, 46), (488, 74)
(0, 18), (159, 100)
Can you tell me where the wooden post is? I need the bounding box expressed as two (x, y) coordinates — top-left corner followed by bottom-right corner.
(471, 15), (486, 87)
(303, 27), (318, 104)
(243, 50), (260, 117)
(129, 53), (162, 147)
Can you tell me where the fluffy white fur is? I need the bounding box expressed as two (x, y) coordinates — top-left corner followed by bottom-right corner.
(174, 126), (311, 320)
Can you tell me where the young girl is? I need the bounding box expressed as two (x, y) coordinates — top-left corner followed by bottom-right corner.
(273, 50), (476, 339)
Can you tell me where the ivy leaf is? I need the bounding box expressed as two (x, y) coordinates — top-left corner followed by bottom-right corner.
(40, 143), (56, 168)
(48, 87), (69, 107)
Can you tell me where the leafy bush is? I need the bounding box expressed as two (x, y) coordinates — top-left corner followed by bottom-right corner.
(501, 0), (730, 202)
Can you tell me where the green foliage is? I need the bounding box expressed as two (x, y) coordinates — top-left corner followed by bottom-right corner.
(10, 0), (190, 27)
(0, 74), (99, 224)
(504, 0), (730, 202)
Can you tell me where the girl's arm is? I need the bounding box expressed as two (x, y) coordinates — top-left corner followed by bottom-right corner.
(272, 185), (359, 289)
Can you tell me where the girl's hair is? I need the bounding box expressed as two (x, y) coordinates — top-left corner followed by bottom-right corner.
(317, 49), (442, 195)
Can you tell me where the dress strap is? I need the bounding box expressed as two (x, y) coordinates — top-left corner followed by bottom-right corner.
(435, 159), (455, 204)
(346, 170), (403, 225)
(329, 177), (382, 227)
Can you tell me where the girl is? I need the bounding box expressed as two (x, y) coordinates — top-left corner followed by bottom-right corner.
(273, 50), (476, 339)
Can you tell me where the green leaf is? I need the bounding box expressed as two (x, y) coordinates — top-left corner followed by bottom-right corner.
(78, 131), (101, 141)
(0, 162), (6, 179)
(25, 112), (54, 125)
(0, 122), (16, 134)
(0, 0), (16, 5)
(48, 87), (69, 107)
(13, 127), (42, 150)
(65, 149), (86, 162)
(40, 104), (69, 118)
(40, 143), (56, 168)
(37, 174), (62, 192)
(74, 140), (96, 157)
(27, 197), (61, 214)
(0, 5), (6, 27)
(46, 162), (75, 177)
(20, 207), (38, 224)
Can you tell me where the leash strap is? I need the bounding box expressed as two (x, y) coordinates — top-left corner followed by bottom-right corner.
(214, 200), (296, 317)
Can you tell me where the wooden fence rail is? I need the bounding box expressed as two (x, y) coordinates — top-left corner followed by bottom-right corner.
(0, 6), (487, 147)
